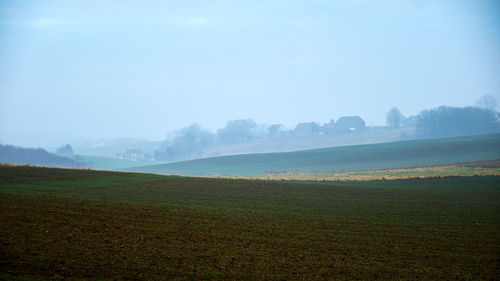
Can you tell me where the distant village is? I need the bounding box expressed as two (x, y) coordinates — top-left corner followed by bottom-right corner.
(113, 102), (499, 163)
(112, 116), (370, 162)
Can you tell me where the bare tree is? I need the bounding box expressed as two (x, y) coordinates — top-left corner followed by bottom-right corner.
(475, 95), (498, 111)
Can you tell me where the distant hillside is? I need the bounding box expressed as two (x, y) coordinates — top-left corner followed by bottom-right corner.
(200, 126), (414, 158)
(76, 155), (158, 170)
(72, 138), (163, 158)
(127, 134), (500, 176)
(0, 144), (89, 168)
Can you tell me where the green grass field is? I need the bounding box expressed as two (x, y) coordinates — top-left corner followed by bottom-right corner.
(74, 155), (158, 170)
(128, 133), (500, 176)
(0, 165), (499, 280)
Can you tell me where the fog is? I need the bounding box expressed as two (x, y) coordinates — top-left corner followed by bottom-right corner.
(1, 0), (499, 148)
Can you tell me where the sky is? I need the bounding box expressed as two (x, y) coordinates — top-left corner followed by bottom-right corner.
(1, 0), (499, 147)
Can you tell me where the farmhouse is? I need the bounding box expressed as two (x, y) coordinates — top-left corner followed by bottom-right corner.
(124, 149), (144, 161)
(294, 122), (321, 136)
(334, 116), (366, 133)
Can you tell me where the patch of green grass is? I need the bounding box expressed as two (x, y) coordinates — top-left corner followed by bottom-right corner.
(1, 166), (499, 280)
(75, 155), (158, 170)
(0, 165), (166, 196)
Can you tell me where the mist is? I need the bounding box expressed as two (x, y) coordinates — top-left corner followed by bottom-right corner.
(1, 0), (499, 149)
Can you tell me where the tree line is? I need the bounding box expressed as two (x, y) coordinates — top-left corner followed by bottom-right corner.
(386, 95), (499, 137)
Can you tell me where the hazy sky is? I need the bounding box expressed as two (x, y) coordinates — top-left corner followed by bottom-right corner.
(1, 0), (499, 147)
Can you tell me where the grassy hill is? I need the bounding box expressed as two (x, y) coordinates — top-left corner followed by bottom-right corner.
(199, 126), (415, 157)
(0, 165), (499, 280)
(0, 144), (89, 168)
(75, 155), (159, 170)
(72, 138), (163, 158)
(128, 133), (500, 176)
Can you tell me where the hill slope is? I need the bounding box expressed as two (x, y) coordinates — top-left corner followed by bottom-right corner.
(0, 144), (89, 168)
(127, 134), (500, 175)
(75, 155), (158, 170)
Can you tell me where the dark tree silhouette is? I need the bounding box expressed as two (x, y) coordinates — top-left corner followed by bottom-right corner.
(416, 106), (498, 137)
